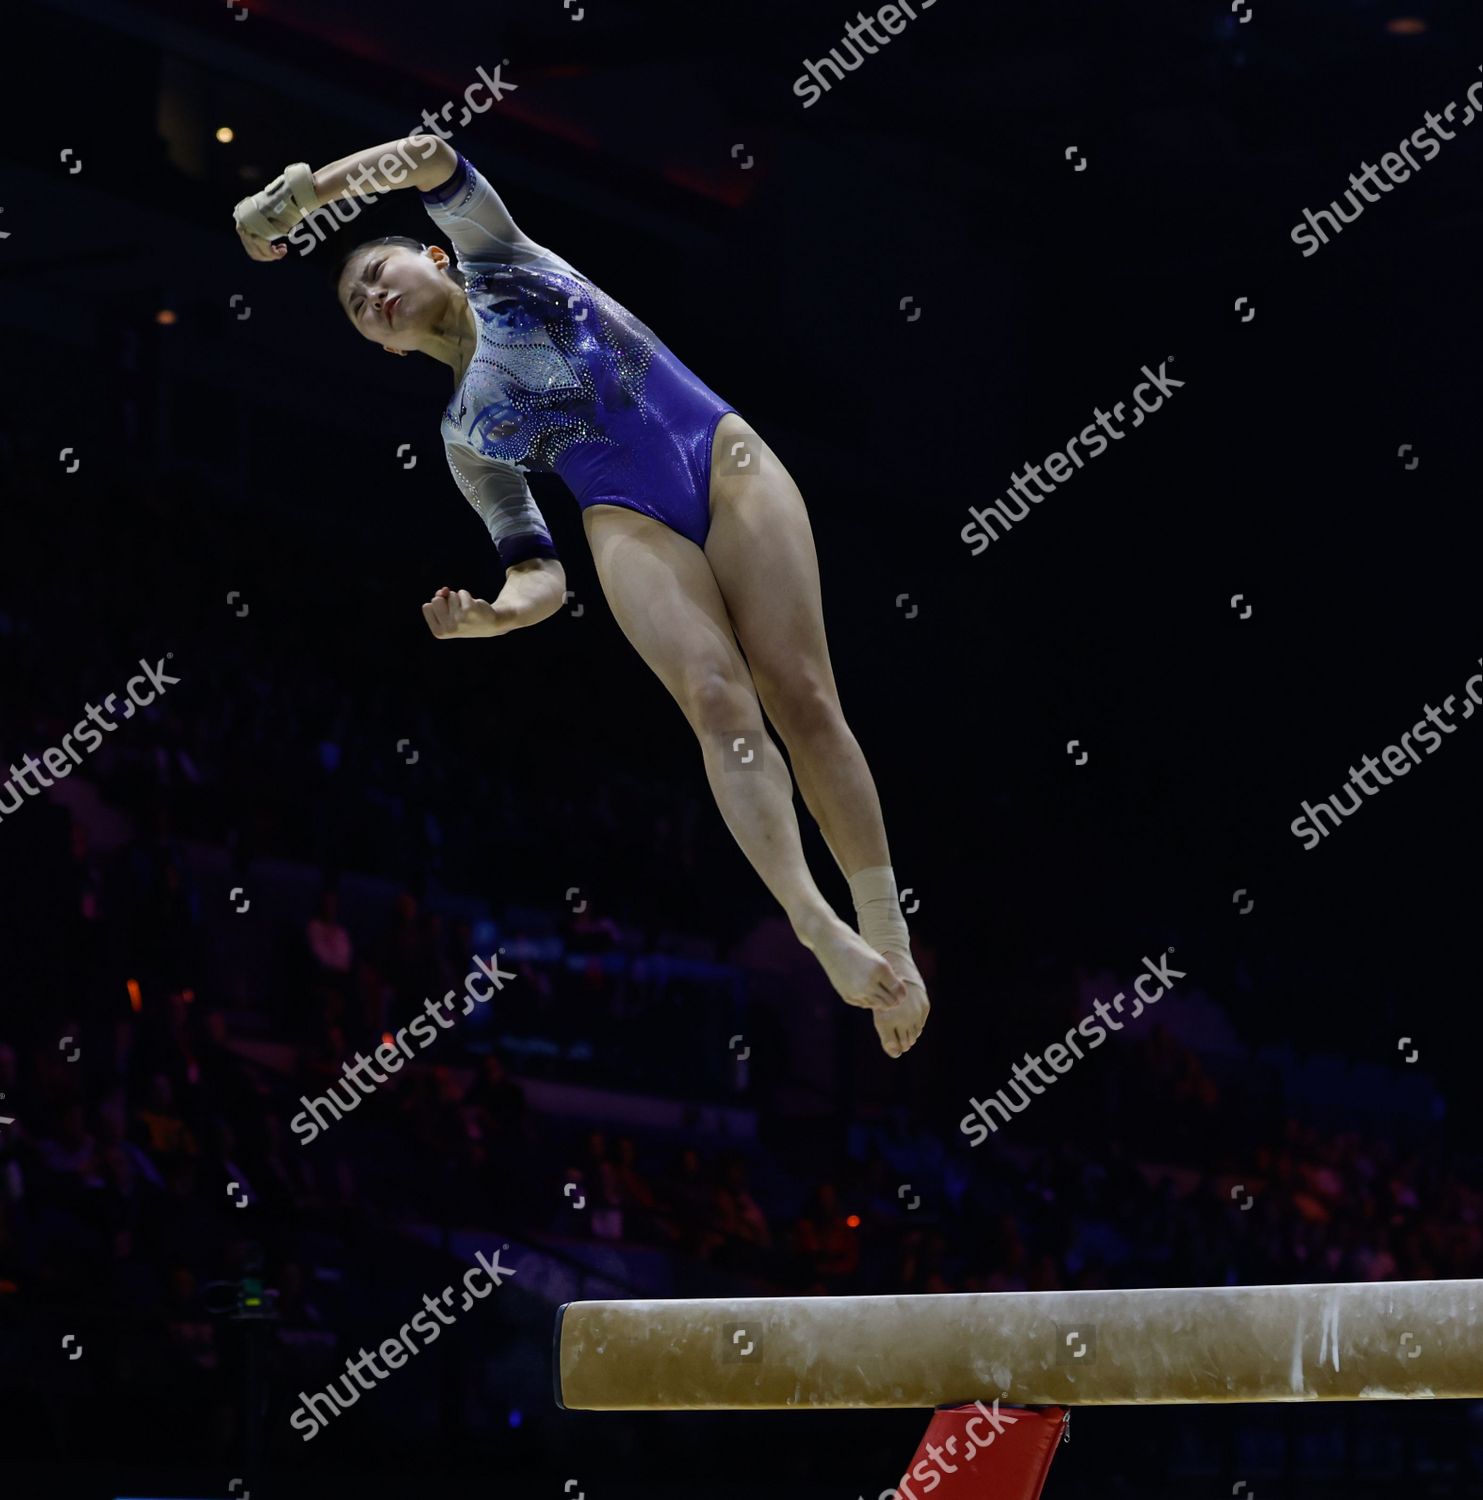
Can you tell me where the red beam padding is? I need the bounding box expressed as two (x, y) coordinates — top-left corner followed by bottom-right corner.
(888, 1404), (1067, 1499)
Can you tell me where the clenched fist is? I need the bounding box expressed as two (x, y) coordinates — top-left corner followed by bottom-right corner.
(421, 586), (507, 639)
(233, 161), (321, 262)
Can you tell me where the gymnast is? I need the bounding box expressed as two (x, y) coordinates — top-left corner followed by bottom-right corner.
(234, 134), (929, 1056)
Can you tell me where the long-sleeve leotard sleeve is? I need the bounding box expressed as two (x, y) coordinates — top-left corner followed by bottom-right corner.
(445, 443), (559, 567)
(424, 153), (566, 566)
(418, 151), (581, 279)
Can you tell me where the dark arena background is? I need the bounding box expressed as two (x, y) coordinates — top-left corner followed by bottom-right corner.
(2, 0), (1482, 1495)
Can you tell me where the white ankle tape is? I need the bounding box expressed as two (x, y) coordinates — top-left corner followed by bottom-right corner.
(848, 864), (898, 909)
(848, 864), (915, 965)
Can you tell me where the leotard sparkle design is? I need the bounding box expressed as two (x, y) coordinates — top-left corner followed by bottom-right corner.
(421, 155), (736, 566)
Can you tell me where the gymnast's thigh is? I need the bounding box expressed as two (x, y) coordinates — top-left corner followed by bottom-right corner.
(580, 502), (751, 710)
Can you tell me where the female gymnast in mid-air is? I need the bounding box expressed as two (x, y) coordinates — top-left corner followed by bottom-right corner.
(234, 133), (929, 1056)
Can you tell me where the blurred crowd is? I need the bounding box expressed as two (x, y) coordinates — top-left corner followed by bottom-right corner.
(1, 765), (1478, 1466)
(4, 978), (1478, 1323)
(1, 455), (1479, 1479)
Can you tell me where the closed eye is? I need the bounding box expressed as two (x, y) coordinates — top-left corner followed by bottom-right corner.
(352, 257), (387, 317)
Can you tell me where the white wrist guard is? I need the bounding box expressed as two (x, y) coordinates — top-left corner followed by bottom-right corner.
(233, 162), (322, 239)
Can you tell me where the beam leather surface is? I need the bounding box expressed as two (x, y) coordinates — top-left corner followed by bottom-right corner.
(556, 1279), (1483, 1410)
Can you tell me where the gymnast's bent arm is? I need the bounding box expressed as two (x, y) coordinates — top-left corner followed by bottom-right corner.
(421, 559), (567, 641)
(234, 135), (460, 261)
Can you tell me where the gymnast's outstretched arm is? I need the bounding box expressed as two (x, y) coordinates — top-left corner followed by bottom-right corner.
(233, 134), (460, 261)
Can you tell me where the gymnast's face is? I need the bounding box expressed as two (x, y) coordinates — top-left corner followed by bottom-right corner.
(338, 242), (462, 351)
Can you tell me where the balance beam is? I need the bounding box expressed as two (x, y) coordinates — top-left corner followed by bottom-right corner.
(554, 1278), (1483, 1410)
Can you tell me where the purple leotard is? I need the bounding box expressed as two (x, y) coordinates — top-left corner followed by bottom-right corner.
(421, 155), (736, 566)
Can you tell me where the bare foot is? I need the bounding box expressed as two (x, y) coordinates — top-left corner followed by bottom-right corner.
(872, 949), (930, 1058)
(795, 911), (907, 1013)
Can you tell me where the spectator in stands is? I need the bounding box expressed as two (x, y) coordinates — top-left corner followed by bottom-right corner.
(36, 1101), (101, 1186)
(135, 860), (204, 995)
(305, 885), (354, 1028)
(462, 1054), (527, 1150)
(98, 1085), (166, 1194)
(793, 1183), (859, 1289)
(579, 1130), (625, 1239)
(275, 1260), (329, 1327)
(0, 1041), (25, 1149)
(256, 1112), (320, 1210)
(713, 1156), (771, 1265)
(612, 1136), (659, 1242)
(660, 1147), (721, 1260)
(368, 889), (436, 1035)
(134, 1073), (197, 1164)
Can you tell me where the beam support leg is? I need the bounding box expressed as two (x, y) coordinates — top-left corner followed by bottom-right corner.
(893, 1404), (1068, 1498)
